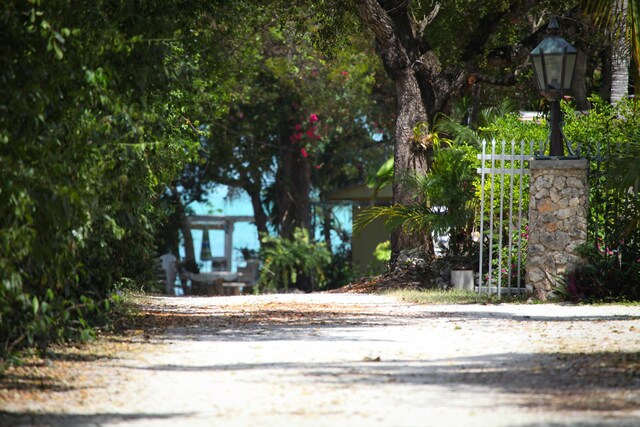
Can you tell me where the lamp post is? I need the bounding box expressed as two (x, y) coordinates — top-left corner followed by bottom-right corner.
(529, 16), (577, 157)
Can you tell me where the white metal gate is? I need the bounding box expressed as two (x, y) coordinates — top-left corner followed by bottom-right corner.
(477, 140), (537, 296)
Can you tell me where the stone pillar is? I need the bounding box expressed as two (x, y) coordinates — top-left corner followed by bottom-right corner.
(526, 159), (589, 299)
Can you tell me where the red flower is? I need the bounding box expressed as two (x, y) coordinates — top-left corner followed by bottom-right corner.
(309, 113), (318, 123)
(294, 124), (302, 131)
(290, 132), (303, 145)
(301, 148), (308, 157)
(306, 127), (316, 138)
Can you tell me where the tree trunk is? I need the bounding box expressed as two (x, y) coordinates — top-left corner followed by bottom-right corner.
(274, 134), (313, 291)
(180, 215), (195, 265)
(611, 0), (630, 103)
(390, 67), (431, 259)
(291, 152), (313, 292)
(294, 154), (312, 234)
(276, 146), (295, 238)
(246, 185), (269, 237)
(355, 0), (451, 261)
(168, 187), (197, 271)
(468, 82), (481, 129)
(322, 203), (333, 251)
(276, 147), (312, 239)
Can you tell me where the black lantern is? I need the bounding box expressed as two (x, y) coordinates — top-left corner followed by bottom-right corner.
(529, 16), (577, 157)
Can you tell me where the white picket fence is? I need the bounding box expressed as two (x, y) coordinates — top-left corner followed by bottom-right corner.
(477, 140), (539, 296)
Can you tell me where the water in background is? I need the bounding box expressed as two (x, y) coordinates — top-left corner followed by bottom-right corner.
(179, 186), (351, 272)
(179, 186), (259, 272)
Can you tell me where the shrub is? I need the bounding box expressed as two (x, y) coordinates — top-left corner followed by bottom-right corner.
(0, 1), (197, 361)
(553, 244), (640, 302)
(258, 228), (332, 292)
(323, 243), (357, 291)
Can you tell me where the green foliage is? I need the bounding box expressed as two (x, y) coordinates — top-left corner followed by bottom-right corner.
(373, 241), (392, 262)
(562, 97), (640, 301)
(323, 244), (357, 290)
(0, 1), (200, 360)
(366, 157), (394, 201)
(0, 285), (126, 362)
(479, 113), (548, 145)
(364, 240), (392, 275)
(565, 98), (639, 235)
(258, 228), (332, 292)
(199, 14), (393, 246)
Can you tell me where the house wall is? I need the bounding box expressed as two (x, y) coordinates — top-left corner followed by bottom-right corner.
(352, 205), (390, 276)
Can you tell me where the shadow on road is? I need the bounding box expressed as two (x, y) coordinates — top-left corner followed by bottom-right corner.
(0, 411), (192, 427)
(124, 349), (640, 413)
(130, 298), (640, 345)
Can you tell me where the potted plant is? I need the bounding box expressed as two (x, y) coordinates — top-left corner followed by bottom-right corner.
(449, 255), (476, 291)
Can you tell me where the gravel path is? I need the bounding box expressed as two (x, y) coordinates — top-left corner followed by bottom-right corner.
(1, 293), (640, 426)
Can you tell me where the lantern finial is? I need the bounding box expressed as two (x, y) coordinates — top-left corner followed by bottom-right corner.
(548, 16), (559, 33)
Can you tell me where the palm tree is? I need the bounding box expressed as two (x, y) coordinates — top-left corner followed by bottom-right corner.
(581, 0), (640, 100)
(612, 0), (630, 101)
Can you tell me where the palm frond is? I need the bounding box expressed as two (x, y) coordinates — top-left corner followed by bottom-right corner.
(366, 156), (394, 201)
(479, 99), (516, 125)
(581, 0), (640, 67)
(434, 114), (481, 146)
(353, 203), (434, 236)
(352, 206), (387, 236)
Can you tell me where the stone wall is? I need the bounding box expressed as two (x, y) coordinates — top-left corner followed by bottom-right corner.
(526, 159), (589, 299)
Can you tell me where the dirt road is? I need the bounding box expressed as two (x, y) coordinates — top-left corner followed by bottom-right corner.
(1, 293), (639, 426)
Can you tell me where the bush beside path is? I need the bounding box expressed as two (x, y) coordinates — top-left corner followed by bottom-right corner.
(1, 293), (639, 426)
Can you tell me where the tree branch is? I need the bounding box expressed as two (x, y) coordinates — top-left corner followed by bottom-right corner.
(354, 0), (412, 77)
(460, 0), (537, 63)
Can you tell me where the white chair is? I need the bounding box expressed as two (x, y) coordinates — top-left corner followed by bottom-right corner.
(159, 253), (178, 295)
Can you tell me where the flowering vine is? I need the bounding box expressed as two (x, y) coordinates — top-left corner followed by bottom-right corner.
(289, 113), (322, 167)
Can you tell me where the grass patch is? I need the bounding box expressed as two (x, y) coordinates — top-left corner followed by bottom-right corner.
(385, 288), (529, 305)
(581, 299), (640, 306)
(386, 288), (640, 305)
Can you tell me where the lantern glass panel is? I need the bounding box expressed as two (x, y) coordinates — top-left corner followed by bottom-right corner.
(544, 53), (564, 91)
(532, 54), (545, 91)
(563, 53), (576, 90)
